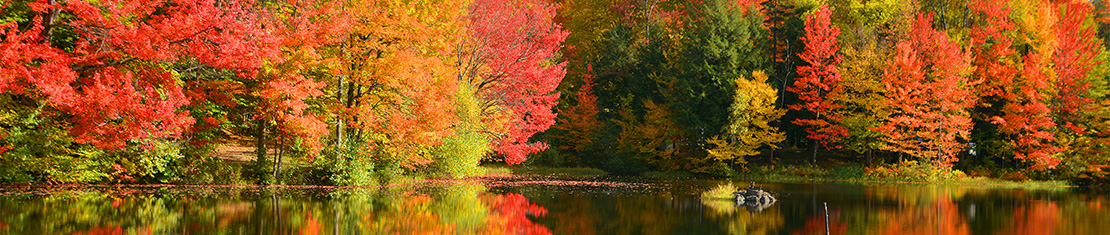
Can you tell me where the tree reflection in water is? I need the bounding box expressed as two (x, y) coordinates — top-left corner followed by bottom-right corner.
(0, 183), (552, 234)
(0, 182), (1107, 234)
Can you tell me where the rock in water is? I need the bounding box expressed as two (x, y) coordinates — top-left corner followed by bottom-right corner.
(733, 186), (776, 212)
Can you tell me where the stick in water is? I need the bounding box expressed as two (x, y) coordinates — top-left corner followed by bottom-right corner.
(824, 202), (830, 235)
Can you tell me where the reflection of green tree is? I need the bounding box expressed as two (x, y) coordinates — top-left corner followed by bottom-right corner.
(430, 183), (489, 234)
(0, 191), (183, 234)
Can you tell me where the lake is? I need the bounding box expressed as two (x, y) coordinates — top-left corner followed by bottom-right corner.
(0, 176), (1106, 234)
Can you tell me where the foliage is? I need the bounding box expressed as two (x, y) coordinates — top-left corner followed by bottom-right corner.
(675, 0), (768, 140)
(463, 0), (569, 165)
(697, 71), (784, 176)
(0, 102), (110, 183)
(0, 0), (277, 150)
(1051, 1), (1101, 135)
(165, 151), (244, 185)
(828, 0), (906, 27)
(327, 153), (376, 186)
(430, 84), (493, 179)
(790, 4), (848, 156)
(970, 0), (1061, 170)
(614, 100), (682, 171)
(1050, 2), (1109, 177)
(713, 71), (786, 161)
(875, 13), (975, 168)
(3, 0), (1110, 186)
(700, 183), (739, 200)
(342, 0), (463, 169)
(552, 65), (601, 165)
(828, 35), (892, 157)
(864, 161), (968, 181)
(432, 132), (491, 179)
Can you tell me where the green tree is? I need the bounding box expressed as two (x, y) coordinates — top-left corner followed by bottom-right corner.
(677, 0), (768, 141)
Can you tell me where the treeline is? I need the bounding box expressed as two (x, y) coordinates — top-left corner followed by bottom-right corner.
(0, 0), (566, 185)
(540, 0), (1110, 184)
(4, 0), (1110, 186)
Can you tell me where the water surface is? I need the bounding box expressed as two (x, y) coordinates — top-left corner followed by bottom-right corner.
(0, 177), (1105, 234)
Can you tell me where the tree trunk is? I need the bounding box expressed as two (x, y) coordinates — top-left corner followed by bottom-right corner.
(273, 136), (285, 184)
(255, 119), (269, 184)
(811, 111), (820, 166)
(867, 149), (873, 166)
(335, 75), (345, 150)
(812, 139), (819, 166)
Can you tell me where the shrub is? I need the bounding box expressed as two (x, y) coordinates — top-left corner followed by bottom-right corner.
(791, 165), (830, 177)
(0, 105), (111, 184)
(864, 161), (967, 181)
(329, 155), (376, 186)
(829, 165), (867, 179)
(1000, 170), (1029, 182)
(700, 183), (739, 200)
(430, 132), (491, 179)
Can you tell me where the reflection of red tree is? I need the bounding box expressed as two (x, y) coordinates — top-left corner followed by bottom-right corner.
(299, 212), (321, 235)
(878, 198), (970, 235)
(71, 226), (127, 235)
(998, 201), (1060, 235)
(789, 211), (847, 235)
(481, 193), (552, 235)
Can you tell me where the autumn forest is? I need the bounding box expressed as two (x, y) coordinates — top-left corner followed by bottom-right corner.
(1, 0), (1109, 187)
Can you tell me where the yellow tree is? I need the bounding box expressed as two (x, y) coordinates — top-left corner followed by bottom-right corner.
(340, 0), (466, 170)
(828, 38), (893, 165)
(706, 71), (785, 170)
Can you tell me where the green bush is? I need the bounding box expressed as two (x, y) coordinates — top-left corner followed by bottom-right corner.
(327, 154), (375, 186)
(164, 151), (244, 185)
(829, 165), (867, 179)
(114, 139), (185, 182)
(0, 105), (111, 184)
(430, 132), (491, 179)
(280, 163), (332, 185)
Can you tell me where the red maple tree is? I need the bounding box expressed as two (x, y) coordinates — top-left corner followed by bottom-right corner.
(255, 0), (349, 156)
(875, 13), (975, 167)
(0, 0), (280, 149)
(970, 0), (1062, 169)
(464, 0), (570, 164)
(788, 4), (848, 157)
(1051, 1), (1101, 135)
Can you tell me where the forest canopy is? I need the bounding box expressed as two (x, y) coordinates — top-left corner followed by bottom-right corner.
(2, 0), (1109, 186)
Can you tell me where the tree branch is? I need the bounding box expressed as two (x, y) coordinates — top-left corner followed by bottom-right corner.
(70, 58), (137, 72)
